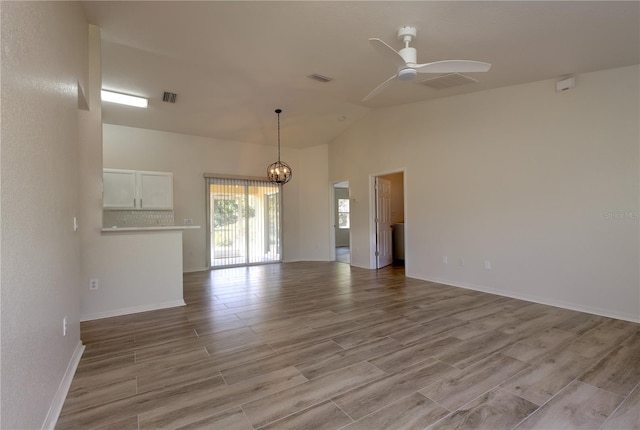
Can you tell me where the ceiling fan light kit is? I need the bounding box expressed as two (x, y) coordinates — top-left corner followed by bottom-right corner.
(398, 68), (418, 81)
(363, 26), (492, 101)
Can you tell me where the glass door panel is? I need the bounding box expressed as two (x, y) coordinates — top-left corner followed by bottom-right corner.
(208, 178), (280, 268)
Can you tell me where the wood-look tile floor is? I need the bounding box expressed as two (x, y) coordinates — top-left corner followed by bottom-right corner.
(57, 262), (640, 430)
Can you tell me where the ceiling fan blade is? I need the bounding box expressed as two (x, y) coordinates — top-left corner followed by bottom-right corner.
(415, 60), (492, 74)
(362, 73), (398, 102)
(369, 38), (406, 68)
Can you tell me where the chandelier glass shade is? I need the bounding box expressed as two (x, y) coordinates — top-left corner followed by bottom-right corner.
(267, 109), (292, 185)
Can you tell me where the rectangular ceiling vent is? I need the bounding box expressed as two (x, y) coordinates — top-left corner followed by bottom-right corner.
(418, 73), (479, 90)
(162, 91), (177, 103)
(307, 74), (333, 83)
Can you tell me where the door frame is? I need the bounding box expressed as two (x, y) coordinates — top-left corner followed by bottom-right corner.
(369, 169), (407, 270)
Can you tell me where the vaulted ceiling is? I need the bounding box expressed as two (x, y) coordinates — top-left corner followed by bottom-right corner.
(83, 1), (640, 149)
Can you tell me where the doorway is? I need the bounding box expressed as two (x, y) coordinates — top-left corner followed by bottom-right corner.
(334, 181), (350, 264)
(373, 171), (405, 269)
(206, 176), (282, 268)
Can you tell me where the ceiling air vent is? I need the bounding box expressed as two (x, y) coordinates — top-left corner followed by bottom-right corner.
(418, 73), (479, 90)
(307, 74), (333, 83)
(162, 91), (177, 103)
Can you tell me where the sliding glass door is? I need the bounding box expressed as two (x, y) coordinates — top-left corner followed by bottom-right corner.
(207, 177), (281, 268)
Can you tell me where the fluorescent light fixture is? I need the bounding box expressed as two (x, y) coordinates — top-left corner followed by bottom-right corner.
(101, 90), (148, 108)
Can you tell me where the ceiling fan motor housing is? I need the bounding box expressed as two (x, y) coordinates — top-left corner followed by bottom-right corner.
(399, 47), (417, 66)
(397, 26), (417, 42)
(398, 45), (418, 81)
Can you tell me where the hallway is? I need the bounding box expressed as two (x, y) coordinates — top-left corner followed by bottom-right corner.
(336, 246), (350, 264)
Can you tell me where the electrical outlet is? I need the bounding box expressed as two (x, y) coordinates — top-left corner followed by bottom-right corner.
(443, 256), (448, 265)
(89, 278), (99, 291)
(73, 217), (79, 232)
(484, 260), (492, 270)
(459, 258), (465, 267)
(63, 316), (67, 336)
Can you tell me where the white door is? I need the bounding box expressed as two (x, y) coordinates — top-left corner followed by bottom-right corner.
(376, 177), (393, 268)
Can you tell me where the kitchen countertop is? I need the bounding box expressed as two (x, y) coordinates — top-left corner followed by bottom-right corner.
(101, 225), (201, 232)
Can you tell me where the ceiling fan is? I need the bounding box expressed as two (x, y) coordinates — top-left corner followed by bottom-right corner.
(363, 26), (491, 102)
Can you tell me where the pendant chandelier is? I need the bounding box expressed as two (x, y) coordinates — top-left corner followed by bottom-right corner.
(267, 109), (292, 185)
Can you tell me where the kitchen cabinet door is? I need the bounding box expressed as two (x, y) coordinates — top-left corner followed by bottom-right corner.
(103, 169), (136, 209)
(139, 171), (173, 210)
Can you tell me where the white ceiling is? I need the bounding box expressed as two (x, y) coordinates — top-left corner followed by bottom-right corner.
(82, 1), (639, 149)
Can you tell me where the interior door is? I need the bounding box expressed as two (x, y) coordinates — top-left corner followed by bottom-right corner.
(376, 177), (393, 268)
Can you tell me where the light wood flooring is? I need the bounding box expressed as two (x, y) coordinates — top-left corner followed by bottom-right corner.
(57, 262), (640, 429)
(336, 246), (350, 264)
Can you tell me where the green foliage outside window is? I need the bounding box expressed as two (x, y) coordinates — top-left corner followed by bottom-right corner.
(213, 199), (256, 228)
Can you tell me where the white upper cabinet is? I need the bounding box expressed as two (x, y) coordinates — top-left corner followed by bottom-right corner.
(138, 171), (173, 210)
(103, 169), (137, 209)
(103, 169), (173, 210)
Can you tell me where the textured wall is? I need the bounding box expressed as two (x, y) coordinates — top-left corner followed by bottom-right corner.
(330, 65), (639, 322)
(1, 2), (87, 428)
(80, 231), (185, 321)
(295, 144), (331, 260)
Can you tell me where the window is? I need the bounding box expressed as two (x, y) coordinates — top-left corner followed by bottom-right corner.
(338, 198), (350, 229)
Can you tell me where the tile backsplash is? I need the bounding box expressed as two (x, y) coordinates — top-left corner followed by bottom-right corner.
(103, 210), (175, 228)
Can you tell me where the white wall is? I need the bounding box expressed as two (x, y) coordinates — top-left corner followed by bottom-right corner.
(1, 3), (87, 428)
(296, 144), (331, 260)
(330, 65), (640, 322)
(103, 125), (331, 268)
(81, 231), (186, 320)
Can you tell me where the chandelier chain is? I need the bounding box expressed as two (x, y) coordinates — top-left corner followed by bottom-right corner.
(277, 109), (281, 161)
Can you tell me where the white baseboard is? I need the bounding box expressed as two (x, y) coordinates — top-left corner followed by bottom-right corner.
(415, 274), (640, 324)
(80, 299), (186, 322)
(42, 341), (85, 430)
(183, 267), (208, 273)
